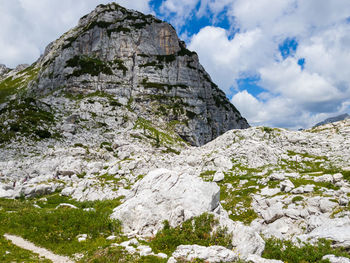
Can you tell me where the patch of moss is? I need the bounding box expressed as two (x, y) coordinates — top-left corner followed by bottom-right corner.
(262, 238), (350, 263)
(149, 213), (232, 256)
(0, 97), (58, 146)
(292, 196), (304, 203)
(0, 65), (40, 104)
(112, 58), (128, 75)
(107, 26), (131, 37)
(156, 54), (176, 64)
(66, 55), (113, 77)
(139, 61), (164, 70)
(134, 117), (183, 147)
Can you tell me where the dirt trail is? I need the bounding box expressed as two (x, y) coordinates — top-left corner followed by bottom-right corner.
(4, 234), (75, 263)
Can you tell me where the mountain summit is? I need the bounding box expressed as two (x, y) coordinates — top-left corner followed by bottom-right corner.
(9, 2), (248, 146)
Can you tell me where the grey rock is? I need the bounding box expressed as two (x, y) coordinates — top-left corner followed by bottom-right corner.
(261, 203), (284, 223)
(0, 64), (10, 78)
(319, 199), (337, 213)
(280, 180), (294, 192)
(29, 3), (249, 146)
(170, 244), (238, 263)
(111, 168), (220, 237)
(213, 171), (225, 182)
(313, 114), (350, 128)
(297, 217), (350, 248)
(55, 203), (78, 209)
(216, 215), (265, 259)
(246, 254), (283, 263)
(322, 255), (350, 263)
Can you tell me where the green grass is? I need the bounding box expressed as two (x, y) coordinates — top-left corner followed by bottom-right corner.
(263, 238), (350, 263)
(134, 117), (184, 147)
(290, 177), (339, 191)
(0, 195), (124, 258)
(0, 97), (58, 146)
(149, 213), (232, 256)
(0, 65), (40, 104)
(292, 196), (304, 203)
(215, 164), (264, 224)
(84, 246), (167, 263)
(0, 234), (51, 262)
(139, 61), (164, 70)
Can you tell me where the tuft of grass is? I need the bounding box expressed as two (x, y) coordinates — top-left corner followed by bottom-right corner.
(134, 117), (183, 147)
(83, 246), (167, 263)
(149, 213), (232, 256)
(292, 196), (304, 203)
(262, 238), (350, 263)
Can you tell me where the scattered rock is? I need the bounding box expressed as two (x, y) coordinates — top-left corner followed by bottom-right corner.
(322, 254), (350, 263)
(170, 244), (238, 263)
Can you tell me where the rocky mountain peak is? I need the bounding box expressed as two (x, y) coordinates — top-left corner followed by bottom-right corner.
(20, 2), (248, 146)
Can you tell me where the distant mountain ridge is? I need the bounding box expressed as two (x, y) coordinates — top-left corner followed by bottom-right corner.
(313, 113), (349, 128)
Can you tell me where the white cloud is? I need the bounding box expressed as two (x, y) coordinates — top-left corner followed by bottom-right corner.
(189, 26), (275, 93)
(159, 0), (199, 28)
(0, 0), (152, 68)
(185, 0), (350, 128)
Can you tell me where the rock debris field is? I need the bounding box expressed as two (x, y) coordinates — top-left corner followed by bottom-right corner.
(0, 2), (350, 263)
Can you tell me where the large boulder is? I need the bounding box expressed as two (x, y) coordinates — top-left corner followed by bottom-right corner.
(295, 217), (350, 248)
(111, 168), (220, 236)
(215, 214), (265, 259)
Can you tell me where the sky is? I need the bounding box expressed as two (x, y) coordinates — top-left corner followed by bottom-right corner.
(1, 0), (350, 129)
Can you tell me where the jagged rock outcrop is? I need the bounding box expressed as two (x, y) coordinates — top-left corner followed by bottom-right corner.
(22, 3), (248, 146)
(0, 64), (10, 78)
(313, 113), (349, 128)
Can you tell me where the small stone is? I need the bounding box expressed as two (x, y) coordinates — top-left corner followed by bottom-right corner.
(280, 180), (294, 192)
(322, 254), (350, 263)
(137, 245), (152, 256)
(77, 234), (87, 242)
(55, 203), (78, 209)
(213, 172), (225, 182)
(339, 196), (349, 206)
(333, 173), (343, 182)
(157, 253), (168, 259)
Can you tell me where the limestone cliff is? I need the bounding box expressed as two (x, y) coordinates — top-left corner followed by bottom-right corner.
(24, 3), (249, 146)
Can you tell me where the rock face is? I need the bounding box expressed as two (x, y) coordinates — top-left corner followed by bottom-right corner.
(313, 113), (349, 128)
(26, 3), (249, 146)
(0, 64), (10, 78)
(110, 168), (220, 236)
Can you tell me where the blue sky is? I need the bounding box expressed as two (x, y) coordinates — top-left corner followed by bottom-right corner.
(1, 0), (350, 129)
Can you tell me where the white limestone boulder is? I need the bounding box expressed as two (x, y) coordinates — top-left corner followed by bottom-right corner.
(169, 244), (238, 263)
(215, 214), (265, 259)
(110, 168), (220, 237)
(322, 255), (350, 263)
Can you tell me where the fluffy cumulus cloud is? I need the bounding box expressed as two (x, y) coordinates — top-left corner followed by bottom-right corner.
(183, 0), (350, 128)
(0, 0), (151, 68)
